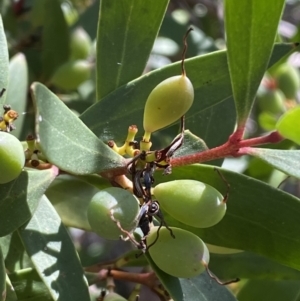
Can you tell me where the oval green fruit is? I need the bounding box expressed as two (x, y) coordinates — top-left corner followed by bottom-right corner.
(0, 132), (25, 184)
(103, 292), (127, 301)
(87, 187), (140, 240)
(257, 88), (286, 115)
(70, 27), (92, 60)
(154, 180), (226, 228)
(147, 226), (209, 278)
(273, 63), (300, 99)
(51, 60), (91, 90)
(143, 75), (194, 133)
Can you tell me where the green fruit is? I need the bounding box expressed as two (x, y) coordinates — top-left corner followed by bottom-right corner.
(87, 187), (140, 240)
(70, 27), (92, 60)
(257, 88), (286, 115)
(0, 132), (25, 184)
(273, 63), (300, 99)
(147, 226), (209, 278)
(61, 2), (78, 26)
(154, 180), (226, 228)
(51, 60), (91, 90)
(143, 75), (194, 134)
(103, 292), (127, 301)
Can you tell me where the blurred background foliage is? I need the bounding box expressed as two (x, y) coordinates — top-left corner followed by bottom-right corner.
(1, 0), (300, 300)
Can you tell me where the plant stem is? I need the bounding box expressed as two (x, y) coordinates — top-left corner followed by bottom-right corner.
(171, 130), (283, 167)
(101, 130), (284, 179)
(86, 269), (169, 300)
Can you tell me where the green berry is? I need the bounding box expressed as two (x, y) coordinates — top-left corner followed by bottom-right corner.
(87, 187), (140, 240)
(257, 88), (286, 115)
(147, 226), (209, 278)
(51, 60), (92, 90)
(143, 75), (194, 134)
(154, 180), (226, 228)
(70, 27), (92, 60)
(273, 63), (300, 99)
(0, 132), (25, 184)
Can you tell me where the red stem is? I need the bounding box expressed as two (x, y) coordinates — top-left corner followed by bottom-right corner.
(99, 130), (283, 179)
(171, 130), (283, 167)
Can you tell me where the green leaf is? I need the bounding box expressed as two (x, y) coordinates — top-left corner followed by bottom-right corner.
(145, 253), (237, 301)
(178, 274), (237, 301)
(9, 268), (52, 301)
(76, 174), (111, 190)
(31, 82), (125, 174)
(46, 174), (104, 230)
(209, 251), (300, 280)
(173, 130), (208, 158)
(0, 167), (58, 237)
(154, 164), (300, 271)
(6, 53), (28, 139)
(276, 106), (300, 144)
(243, 148), (300, 179)
(0, 232), (32, 272)
(18, 195), (90, 301)
(96, 0), (169, 100)
(41, 0), (69, 81)
(237, 279), (300, 301)
(224, 0), (286, 126)
(0, 14), (9, 105)
(0, 247), (5, 301)
(80, 44), (293, 146)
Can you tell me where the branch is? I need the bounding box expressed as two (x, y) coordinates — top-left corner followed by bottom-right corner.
(171, 130), (283, 167)
(85, 269), (169, 301)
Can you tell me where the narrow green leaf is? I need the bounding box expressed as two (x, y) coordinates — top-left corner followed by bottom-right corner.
(0, 167), (58, 237)
(276, 106), (300, 144)
(46, 175), (103, 230)
(18, 195), (90, 301)
(31, 82), (125, 174)
(0, 247), (5, 301)
(243, 148), (300, 179)
(145, 253), (237, 301)
(97, 0), (169, 100)
(237, 280), (300, 301)
(6, 53), (28, 139)
(209, 251), (300, 280)
(9, 268), (52, 301)
(154, 165), (300, 271)
(0, 14), (9, 105)
(225, 0), (286, 126)
(41, 0), (69, 81)
(80, 44), (294, 145)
